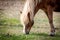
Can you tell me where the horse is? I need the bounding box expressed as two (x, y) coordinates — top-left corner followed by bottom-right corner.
(20, 0), (60, 36)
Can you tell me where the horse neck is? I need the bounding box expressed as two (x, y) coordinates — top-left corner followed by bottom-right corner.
(34, 0), (42, 15)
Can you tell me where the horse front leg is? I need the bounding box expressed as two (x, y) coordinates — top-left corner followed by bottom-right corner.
(44, 6), (55, 36)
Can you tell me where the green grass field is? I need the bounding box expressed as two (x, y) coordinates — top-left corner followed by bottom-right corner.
(0, 33), (60, 40)
(0, 10), (60, 40)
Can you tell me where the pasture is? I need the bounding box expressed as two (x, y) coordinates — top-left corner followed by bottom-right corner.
(0, 10), (60, 40)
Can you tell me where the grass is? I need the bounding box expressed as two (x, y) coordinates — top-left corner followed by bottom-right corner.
(0, 10), (60, 40)
(0, 18), (20, 26)
(0, 10), (20, 26)
(0, 33), (60, 40)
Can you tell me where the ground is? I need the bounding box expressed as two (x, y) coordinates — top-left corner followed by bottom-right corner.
(0, 10), (60, 40)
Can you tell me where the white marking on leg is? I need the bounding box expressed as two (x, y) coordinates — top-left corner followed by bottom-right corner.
(50, 30), (55, 36)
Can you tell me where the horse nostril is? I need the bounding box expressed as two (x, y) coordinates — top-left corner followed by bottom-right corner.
(20, 11), (22, 14)
(25, 32), (29, 35)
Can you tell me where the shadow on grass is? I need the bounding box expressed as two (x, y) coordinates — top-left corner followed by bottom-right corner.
(0, 33), (60, 37)
(55, 34), (60, 37)
(30, 33), (60, 37)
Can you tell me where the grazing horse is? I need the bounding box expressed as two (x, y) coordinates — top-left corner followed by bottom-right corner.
(20, 0), (60, 36)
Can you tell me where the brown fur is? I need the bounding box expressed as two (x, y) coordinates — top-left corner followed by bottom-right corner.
(20, 0), (60, 36)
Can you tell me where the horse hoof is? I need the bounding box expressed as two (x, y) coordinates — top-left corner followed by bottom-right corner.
(50, 34), (55, 36)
